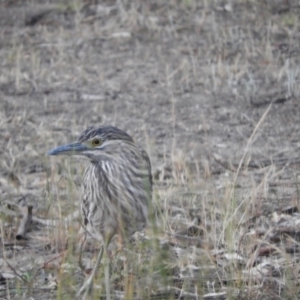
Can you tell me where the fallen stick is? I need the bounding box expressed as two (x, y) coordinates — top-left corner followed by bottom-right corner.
(16, 206), (32, 240)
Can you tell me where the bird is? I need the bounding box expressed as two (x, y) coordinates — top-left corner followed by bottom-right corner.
(47, 125), (152, 298)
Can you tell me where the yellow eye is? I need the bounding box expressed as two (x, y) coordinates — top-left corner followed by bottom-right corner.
(92, 138), (101, 146)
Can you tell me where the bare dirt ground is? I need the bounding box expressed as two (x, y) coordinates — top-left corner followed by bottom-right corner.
(1, 0), (300, 299)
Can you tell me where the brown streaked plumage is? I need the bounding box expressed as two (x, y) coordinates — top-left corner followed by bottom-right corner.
(48, 125), (152, 297)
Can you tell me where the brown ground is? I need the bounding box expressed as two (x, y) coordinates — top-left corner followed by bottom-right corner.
(1, 1), (300, 299)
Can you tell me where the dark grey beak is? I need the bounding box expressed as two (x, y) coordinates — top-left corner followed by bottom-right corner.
(47, 142), (88, 156)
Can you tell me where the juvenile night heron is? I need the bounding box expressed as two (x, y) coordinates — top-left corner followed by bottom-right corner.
(48, 125), (152, 297)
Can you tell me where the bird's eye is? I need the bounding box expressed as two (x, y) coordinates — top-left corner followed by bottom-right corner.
(92, 138), (101, 146)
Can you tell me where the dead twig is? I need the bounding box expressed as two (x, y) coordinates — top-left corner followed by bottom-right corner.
(5, 260), (29, 284)
(16, 206), (33, 240)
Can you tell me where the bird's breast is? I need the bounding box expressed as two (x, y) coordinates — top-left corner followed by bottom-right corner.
(81, 159), (151, 239)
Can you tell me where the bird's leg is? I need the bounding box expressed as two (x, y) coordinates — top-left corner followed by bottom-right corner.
(77, 244), (104, 298)
(123, 253), (130, 299)
(77, 231), (114, 299)
(104, 246), (111, 300)
(102, 232), (115, 300)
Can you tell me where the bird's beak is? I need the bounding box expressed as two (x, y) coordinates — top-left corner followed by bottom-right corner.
(47, 142), (88, 156)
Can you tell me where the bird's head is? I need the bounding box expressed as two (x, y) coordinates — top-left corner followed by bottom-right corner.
(47, 125), (134, 158)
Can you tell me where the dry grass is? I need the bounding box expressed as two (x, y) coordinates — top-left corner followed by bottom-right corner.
(1, 0), (300, 299)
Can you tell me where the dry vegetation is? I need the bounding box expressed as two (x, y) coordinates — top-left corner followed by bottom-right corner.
(1, 0), (300, 299)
